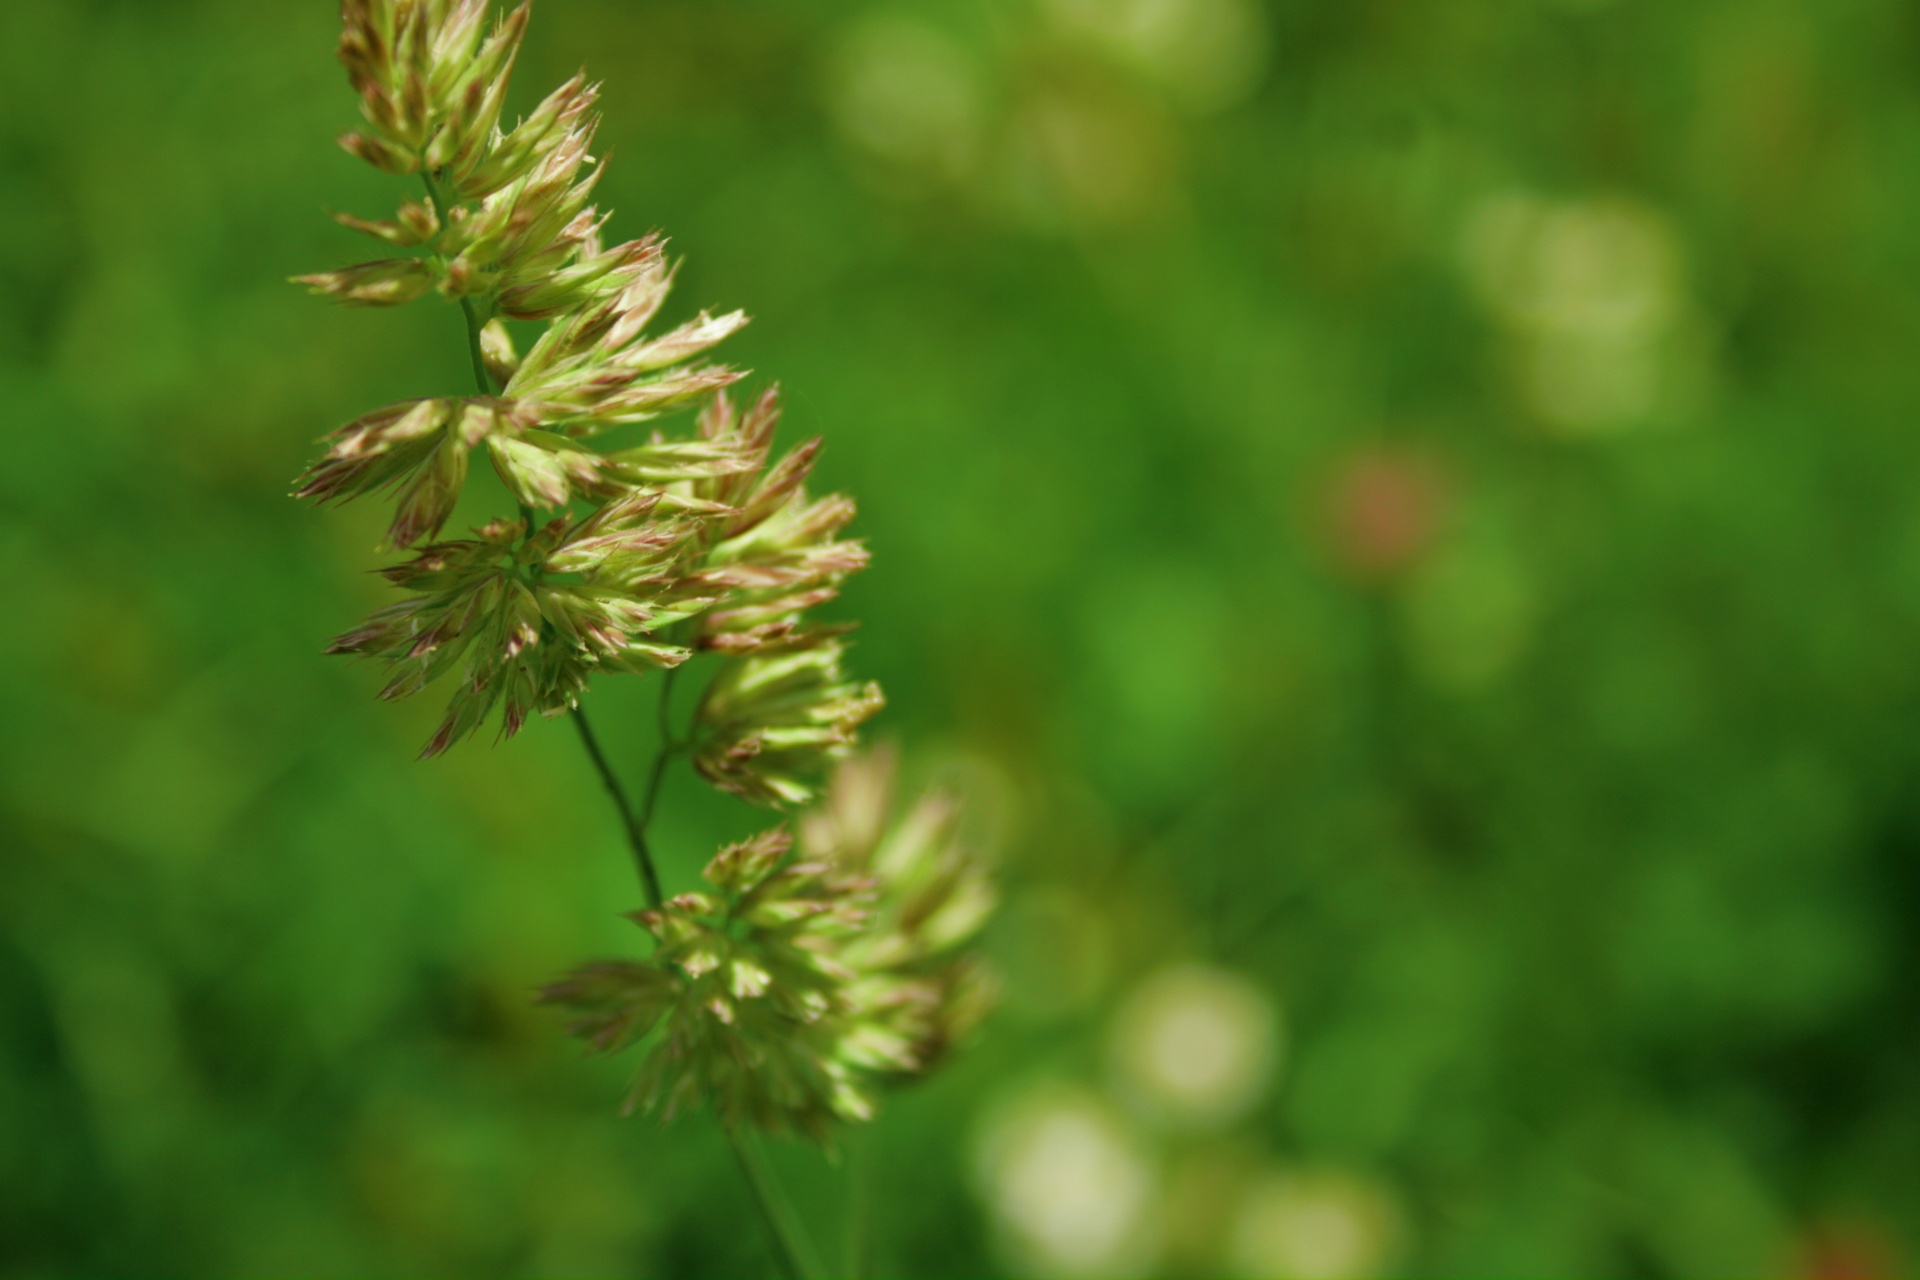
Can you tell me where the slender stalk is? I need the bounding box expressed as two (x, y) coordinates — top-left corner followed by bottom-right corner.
(633, 662), (824, 1280)
(727, 1126), (820, 1280)
(419, 170), (497, 396)
(456, 294), (492, 395)
(639, 665), (683, 828)
(571, 704), (665, 909)
(425, 171), (661, 907)
(427, 168), (817, 1280)
(844, 1125), (872, 1280)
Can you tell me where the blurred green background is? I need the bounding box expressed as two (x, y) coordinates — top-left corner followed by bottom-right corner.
(3, 0), (1919, 1275)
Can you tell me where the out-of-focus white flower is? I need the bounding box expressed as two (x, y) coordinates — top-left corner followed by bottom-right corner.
(1227, 1169), (1399, 1280)
(973, 1085), (1162, 1277)
(1460, 193), (1696, 434)
(1465, 194), (1680, 338)
(1109, 963), (1280, 1130)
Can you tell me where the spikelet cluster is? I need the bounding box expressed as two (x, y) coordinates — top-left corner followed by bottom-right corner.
(299, 0), (878, 781)
(540, 751), (997, 1141)
(300, 0), (995, 1142)
(798, 746), (999, 1079)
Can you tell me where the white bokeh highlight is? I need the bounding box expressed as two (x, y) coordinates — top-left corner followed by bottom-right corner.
(1461, 192), (1697, 435)
(1108, 963), (1281, 1130)
(1228, 1170), (1397, 1280)
(973, 1085), (1162, 1278)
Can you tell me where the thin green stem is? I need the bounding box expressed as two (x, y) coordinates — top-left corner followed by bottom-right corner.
(426, 169), (669, 914)
(571, 704), (664, 909)
(844, 1125), (872, 1280)
(424, 165), (818, 1280)
(457, 294), (493, 395)
(638, 665), (683, 830)
(424, 171), (653, 907)
(420, 169), (496, 399)
(727, 1126), (820, 1280)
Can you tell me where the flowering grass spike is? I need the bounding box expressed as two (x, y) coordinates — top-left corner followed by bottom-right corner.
(542, 750), (997, 1142)
(296, 13), (996, 1263)
(300, 0), (859, 763)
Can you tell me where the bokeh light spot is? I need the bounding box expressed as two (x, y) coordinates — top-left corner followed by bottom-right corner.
(973, 1085), (1162, 1277)
(1109, 963), (1280, 1129)
(1227, 1170), (1399, 1280)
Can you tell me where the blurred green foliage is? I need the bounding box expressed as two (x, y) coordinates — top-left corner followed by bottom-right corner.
(2, 0), (1918, 1276)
